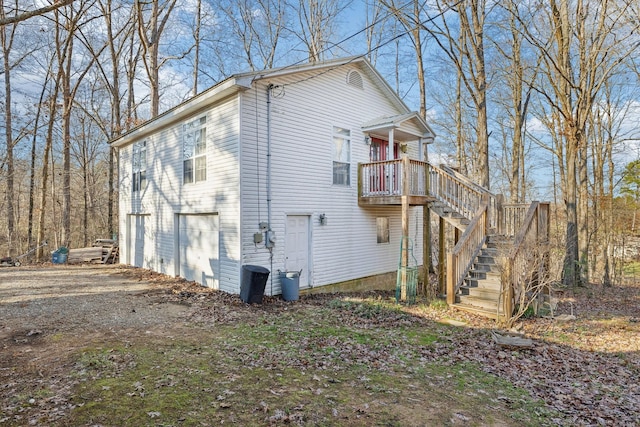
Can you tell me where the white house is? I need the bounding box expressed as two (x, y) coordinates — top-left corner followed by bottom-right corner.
(111, 57), (436, 297)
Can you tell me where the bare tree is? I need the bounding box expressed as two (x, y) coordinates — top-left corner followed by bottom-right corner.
(0, 0), (75, 26)
(79, 0), (135, 236)
(520, 0), (639, 286)
(53, 0), (100, 248)
(293, 0), (349, 62)
(221, 0), (288, 71)
(424, 0), (490, 188)
(1, 0), (18, 255)
(135, 0), (178, 118)
(492, 0), (541, 203)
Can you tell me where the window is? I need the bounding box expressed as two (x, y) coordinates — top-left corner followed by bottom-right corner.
(377, 217), (389, 244)
(333, 126), (350, 186)
(132, 141), (147, 192)
(183, 116), (207, 184)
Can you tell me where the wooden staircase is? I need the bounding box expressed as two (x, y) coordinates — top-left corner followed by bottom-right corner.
(429, 164), (550, 320)
(457, 237), (509, 318)
(357, 158), (549, 320)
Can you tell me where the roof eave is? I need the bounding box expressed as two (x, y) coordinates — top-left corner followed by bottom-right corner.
(362, 112), (436, 141)
(110, 77), (253, 148)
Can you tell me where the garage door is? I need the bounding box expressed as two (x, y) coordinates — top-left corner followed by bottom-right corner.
(178, 214), (219, 288)
(128, 214), (151, 268)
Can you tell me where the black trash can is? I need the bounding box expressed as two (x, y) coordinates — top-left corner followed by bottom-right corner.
(240, 265), (270, 304)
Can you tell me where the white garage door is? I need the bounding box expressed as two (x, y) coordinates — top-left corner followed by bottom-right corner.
(128, 214), (151, 268)
(178, 214), (219, 288)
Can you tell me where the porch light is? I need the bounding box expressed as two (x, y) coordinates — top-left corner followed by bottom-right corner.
(364, 136), (371, 145)
(319, 213), (327, 225)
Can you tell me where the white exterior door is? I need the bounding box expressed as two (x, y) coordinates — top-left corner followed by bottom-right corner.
(285, 215), (310, 286)
(178, 214), (219, 288)
(128, 214), (150, 267)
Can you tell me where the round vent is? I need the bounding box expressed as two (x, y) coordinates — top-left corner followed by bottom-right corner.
(347, 70), (363, 89)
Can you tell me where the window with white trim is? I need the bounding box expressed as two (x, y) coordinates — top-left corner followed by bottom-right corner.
(377, 217), (389, 244)
(132, 140), (147, 192)
(332, 126), (350, 186)
(183, 116), (207, 184)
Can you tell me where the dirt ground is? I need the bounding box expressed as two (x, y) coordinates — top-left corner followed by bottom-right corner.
(1, 264), (639, 426)
(0, 265), (206, 424)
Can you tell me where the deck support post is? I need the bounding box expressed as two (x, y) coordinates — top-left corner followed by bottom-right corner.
(423, 205), (431, 297)
(438, 216), (445, 296)
(400, 155), (410, 301)
(446, 251), (455, 305)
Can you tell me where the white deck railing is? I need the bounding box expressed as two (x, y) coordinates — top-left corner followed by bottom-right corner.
(359, 158), (428, 198)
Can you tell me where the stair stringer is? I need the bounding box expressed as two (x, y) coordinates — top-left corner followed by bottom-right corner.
(430, 201), (471, 232)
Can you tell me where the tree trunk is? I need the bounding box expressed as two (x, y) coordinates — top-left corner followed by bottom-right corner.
(27, 83), (48, 247)
(36, 95), (59, 260)
(136, 0), (177, 118)
(1, 2), (15, 255)
(563, 141), (580, 287)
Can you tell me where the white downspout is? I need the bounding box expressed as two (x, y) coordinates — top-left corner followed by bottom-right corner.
(266, 84), (274, 294)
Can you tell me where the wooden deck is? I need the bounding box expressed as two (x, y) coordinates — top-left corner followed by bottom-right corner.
(358, 158), (435, 206)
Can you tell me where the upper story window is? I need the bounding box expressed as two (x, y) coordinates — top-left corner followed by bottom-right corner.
(183, 116), (207, 184)
(332, 126), (351, 186)
(132, 140), (147, 192)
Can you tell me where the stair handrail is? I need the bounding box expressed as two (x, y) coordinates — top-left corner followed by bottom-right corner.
(438, 164), (492, 195)
(429, 164), (499, 230)
(503, 201), (551, 318)
(446, 201), (489, 305)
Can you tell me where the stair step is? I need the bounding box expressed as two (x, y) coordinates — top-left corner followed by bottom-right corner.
(472, 263), (501, 273)
(452, 302), (503, 320)
(458, 294), (502, 312)
(485, 237), (513, 249)
(461, 286), (500, 299)
(480, 247), (499, 256)
(476, 255), (496, 264)
(463, 277), (501, 289)
(467, 269), (501, 280)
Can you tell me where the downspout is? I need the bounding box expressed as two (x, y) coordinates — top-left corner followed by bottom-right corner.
(266, 84), (273, 294)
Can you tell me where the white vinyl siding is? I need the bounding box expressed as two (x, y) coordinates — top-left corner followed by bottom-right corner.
(239, 64), (423, 293)
(119, 97), (241, 292)
(118, 61), (425, 295)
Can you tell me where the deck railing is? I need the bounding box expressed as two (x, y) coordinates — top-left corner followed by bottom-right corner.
(446, 202), (488, 304)
(500, 203), (531, 237)
(359, 158), (428, 198)
(503, 202), (551, 318)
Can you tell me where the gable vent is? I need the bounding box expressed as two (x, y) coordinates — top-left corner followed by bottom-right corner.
(347, 70), (364, 89)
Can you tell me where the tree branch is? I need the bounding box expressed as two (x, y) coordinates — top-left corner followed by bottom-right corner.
(0, 0), (76, 26)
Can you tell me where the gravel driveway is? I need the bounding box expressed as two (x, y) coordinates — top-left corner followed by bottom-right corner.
(0, 264), (189, 337)
(0, 264), (205, 424)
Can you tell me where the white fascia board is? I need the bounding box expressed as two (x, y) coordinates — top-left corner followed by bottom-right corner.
(362, 112), (436, 140)
(110, 77), (253, 148)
